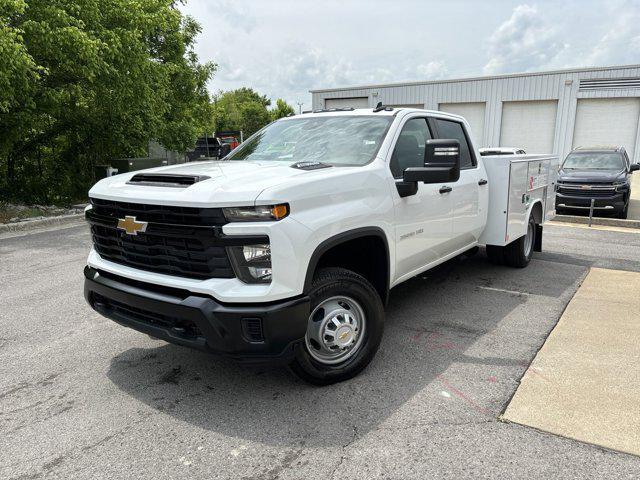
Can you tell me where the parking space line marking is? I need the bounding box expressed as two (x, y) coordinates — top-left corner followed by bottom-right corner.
(478, 286), (529, 296)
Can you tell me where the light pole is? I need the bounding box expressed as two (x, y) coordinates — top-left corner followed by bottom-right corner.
(296, 102), (303, 115)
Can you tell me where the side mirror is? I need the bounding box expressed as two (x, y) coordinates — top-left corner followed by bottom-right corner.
(630, 164), (640, 172)
(402, 139), (461, 184)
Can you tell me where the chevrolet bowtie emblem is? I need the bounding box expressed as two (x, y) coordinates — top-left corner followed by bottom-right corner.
(117, 216), (148, 235)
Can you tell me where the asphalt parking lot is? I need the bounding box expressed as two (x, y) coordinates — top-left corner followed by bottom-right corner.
(2, 222), (640, 479)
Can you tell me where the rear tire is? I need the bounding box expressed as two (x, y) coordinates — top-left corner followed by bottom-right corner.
(503, 215), (536, 268)
(486, 215), (536, 268)
(289, 268), (385, 385)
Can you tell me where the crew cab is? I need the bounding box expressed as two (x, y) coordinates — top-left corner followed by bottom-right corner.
(84, 107), (557, 384)
(556, 146), (639, 219)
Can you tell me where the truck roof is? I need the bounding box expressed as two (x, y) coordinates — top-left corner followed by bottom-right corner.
(572, 145), (624, 153)
(288, 107), (466, 122)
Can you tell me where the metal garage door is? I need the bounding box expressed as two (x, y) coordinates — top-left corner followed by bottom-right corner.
(573, 98), (640, 162)
(439, 102), (486, 145)
(324, 97), (369, 109)
(500, 100), (558, 154)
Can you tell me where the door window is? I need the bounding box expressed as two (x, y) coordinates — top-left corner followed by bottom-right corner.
(434, 119), (475, 169)
(390, 118), (432, 178)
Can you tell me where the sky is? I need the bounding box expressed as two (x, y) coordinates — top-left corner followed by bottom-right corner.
(179, 0), (640, 111)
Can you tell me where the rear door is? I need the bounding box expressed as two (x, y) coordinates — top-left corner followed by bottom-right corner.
(432, 117), (484, 251)
(389, 116), (454, 279)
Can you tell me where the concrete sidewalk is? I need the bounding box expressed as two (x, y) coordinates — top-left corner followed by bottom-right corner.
(629, 171), (640, 220)
(503, 267), (640, 456)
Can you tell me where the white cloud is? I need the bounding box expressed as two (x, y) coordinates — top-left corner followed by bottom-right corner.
(586, 0), (640, 65)
(415, 61), (449, 80)
(207, 0), (257, 34)
(179, 0), (640, 110)
(483, 4), (568, 74)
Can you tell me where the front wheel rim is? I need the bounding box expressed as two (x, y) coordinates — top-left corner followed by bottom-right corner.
(305, 296), (366, 365)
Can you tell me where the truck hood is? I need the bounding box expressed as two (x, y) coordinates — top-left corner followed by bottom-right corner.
(558, 169), (625, 184)
(89, 160), (325, 207)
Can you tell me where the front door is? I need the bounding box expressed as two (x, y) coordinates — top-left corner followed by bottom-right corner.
(389, 116), (454, 280)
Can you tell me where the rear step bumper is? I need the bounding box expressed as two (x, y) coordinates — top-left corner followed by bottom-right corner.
(84, 267), (310, 364)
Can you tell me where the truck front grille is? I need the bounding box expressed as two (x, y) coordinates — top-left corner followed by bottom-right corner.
(90, 198), (226, 226)
(86, 199), (265, 280)
(557, 184), (616, 198)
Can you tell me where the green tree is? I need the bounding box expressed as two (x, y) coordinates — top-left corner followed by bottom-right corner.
(0, 0), (216, 204)
(213, 87), (272, 137)
(270, 99), (295, 121)
(213, 89), (295, 137)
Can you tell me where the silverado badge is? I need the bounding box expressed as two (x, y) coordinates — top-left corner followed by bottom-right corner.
(117, 216), (148, 235)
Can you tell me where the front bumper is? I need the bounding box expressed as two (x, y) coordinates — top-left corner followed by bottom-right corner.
(555, 192), (626, 212)
(84, 267), (310, 364)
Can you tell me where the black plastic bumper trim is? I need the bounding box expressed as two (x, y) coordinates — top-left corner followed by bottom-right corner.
(84, 267), (310, 364)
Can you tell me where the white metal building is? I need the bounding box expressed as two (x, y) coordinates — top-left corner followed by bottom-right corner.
(310, 64), (640, 162)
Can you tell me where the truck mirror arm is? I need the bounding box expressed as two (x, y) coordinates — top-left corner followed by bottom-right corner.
(395, 180), (419, 198)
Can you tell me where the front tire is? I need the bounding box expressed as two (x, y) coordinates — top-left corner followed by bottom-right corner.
(289, 268), (384, 385)
(618, 203), (629, 219)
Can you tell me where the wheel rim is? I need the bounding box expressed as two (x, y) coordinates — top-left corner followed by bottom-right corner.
(305, 296), (366, 365)
(524, 221), (534, 257)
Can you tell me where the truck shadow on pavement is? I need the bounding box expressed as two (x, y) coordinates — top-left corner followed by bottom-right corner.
(107, 252), (587, 448)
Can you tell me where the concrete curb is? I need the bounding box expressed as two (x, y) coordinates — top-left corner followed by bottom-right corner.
(553, 214), (640, 229)
(0, 213), (85, 234)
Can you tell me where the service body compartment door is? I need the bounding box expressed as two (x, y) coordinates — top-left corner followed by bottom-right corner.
(506, 161), (529, 243)
(480, 154), (559, 247)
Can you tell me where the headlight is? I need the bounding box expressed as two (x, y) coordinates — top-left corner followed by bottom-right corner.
(228, 243), (272, 283)
(614, 182), (629, 191)
(223, 204), (289, 222)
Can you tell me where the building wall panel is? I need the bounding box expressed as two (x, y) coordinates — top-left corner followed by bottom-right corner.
(312, 65), (640, 161)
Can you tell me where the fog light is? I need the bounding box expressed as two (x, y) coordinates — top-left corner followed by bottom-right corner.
(242, 244), (270, 262)
(228, 243), (272, 283)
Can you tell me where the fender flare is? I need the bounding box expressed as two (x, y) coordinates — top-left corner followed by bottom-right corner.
(303, 227), (391, 303)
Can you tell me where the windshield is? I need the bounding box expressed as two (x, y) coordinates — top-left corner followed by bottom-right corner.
(562, 152), (625, 171)
(226, 116), (392, 166)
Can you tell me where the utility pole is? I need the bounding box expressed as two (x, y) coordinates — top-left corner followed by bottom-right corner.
(296, 102), (303, 115)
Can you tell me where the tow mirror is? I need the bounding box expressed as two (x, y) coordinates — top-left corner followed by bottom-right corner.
(402, 139), (461, 185)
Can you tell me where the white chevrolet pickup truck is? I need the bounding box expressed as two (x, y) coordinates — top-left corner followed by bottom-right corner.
(84, 106), (558, 384)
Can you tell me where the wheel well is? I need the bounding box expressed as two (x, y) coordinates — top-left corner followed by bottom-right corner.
(531, 201), (543, 224)
(307, 234), (389, 304)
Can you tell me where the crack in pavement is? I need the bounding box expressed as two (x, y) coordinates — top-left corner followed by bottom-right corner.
(329, 425), (359, 480)
(2, 411), (153, 479)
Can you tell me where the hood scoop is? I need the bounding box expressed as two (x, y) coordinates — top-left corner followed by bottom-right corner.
(127, 173), (211, 188)
(290, 161), (332, 171)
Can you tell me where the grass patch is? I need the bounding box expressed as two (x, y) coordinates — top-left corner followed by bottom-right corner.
(0, 202), (82, 224)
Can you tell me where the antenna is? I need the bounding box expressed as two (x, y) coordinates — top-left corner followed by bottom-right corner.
(373, 102), (393, 112)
